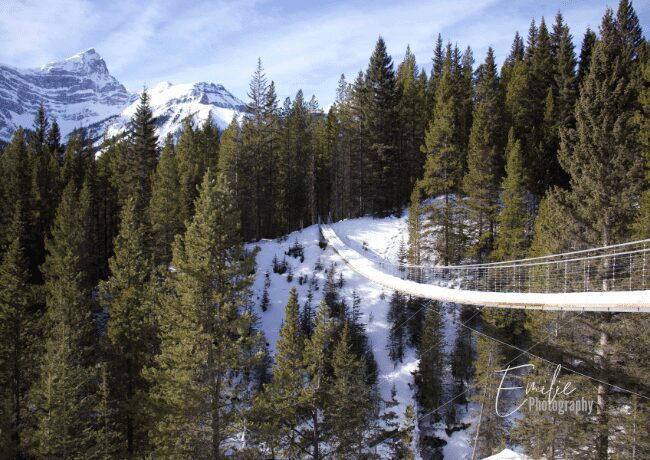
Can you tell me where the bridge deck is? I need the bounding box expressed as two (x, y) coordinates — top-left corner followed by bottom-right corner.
(320, 225), (650, 312)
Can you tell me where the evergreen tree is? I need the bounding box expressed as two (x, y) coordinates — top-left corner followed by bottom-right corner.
(175, 116), (200, 226)
(577, 28), (598, 88)
(0, 203), (39, 457)
(326, 322), (377, 457)
(418, 45), (466, 264)
(149, 133), (182, 266)
(492, 129), (529, 260)
(387, 290), (407, 363)
(27, 182), (97, 457)
(528, 5), (645, 455)
(364, 36), (399, 214)
(147, 171), (263, 457)
(29, 106), (62, 281)
(0, 129), (30, 252)
(89, 363), (124, 459)
(396, 46), (427, 205)
(463, 47), (504, 260)
(100, 197), (157, 455)
(414, 305), (443, 414)
(255, 288), (306, 456)
(127, 90), (158, 210)
(217, 117), (241, 199)
(302, 301), (335, 459)
(470, 336), (507, 459)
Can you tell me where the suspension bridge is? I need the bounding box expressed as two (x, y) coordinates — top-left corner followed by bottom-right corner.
(320, 225), (650, 312)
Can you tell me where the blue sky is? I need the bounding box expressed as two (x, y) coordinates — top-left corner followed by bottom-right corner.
(0, 0), (648, 105)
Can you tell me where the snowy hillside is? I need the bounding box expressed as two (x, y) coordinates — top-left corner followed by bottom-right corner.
(94, 80), (245, 141)
(0, 49), (245, 142)
(249, 214), (491, 459)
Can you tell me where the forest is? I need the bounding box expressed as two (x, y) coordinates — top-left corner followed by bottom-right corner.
(0, 0), (648, 458)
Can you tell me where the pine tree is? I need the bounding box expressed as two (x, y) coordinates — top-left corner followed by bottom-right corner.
(27, 182), (97, 457)
(463, 47), (504, 260)
(127, 90), (158, 211)
(492, 129), (529, 260)
(0, 128), (30, 252)
(147, 171), (262, 457)
(327, 322), (377, 457)
(217, 117), (241, 198)
(29, 106), (61, 281)
(89, 363), (123, 459)
(577, 28), (598, 87)
(0, 203), (39, 457)
(387, 290), (407, 363)
(470, 336), (507, 459)
(364, 36), (399, 215)
(396, 46), (426, 205)
(418, 45), (466, 264)
(100, 197), (157, 456)
(175, 116), (200, 226)
(255, 288), (306, 456)
(148, 133), (182, 266)
(414, 304), (443, 414)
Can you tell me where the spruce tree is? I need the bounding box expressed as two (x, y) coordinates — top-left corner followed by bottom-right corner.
(27, 182), (97, 457)
(326, 322), (377, 457)
(148, 133), (182, 266)
(254, 288), (306, 456)
(396, 46), (427, 205)
(492, 129), (529, 261)
(463, 47), (504, 260)
(414, 305), (443, 414)
(387, 290), (407, 363)
(301, 301), (335, 459)
(364, 36), (399, 214)
(216, 117), (241, 197)
(528, 5), (645, 455)
(577, 28), (598, 87)
(100, 197), (157, 455)
(0, 128), (30, 252)
(147, 171), (262, 457)
(127, 90), (158, 210)
(0, 203), (38, 457)
(175, 116), (199, 226)
(418, 45), (466, 264)
(470, 336), (507, 459)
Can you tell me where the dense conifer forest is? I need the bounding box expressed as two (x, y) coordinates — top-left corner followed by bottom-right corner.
(0, 0), (648, 457)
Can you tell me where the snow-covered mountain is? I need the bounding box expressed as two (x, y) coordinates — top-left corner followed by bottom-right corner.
(0, 49), (245, 142)
(92, 80), (246, 141)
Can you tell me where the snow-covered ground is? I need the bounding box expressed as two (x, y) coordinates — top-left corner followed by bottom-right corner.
(248, 214), (489, 458)
(249, 216), (415, 420)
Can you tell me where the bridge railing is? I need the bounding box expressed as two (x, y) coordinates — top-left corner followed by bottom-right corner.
(334, 230), (650, 294)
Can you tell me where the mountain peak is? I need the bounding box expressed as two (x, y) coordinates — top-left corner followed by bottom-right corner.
(40, 48), (109, 76)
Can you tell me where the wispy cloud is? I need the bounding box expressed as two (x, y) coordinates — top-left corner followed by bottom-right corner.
(0, 0), (648, 104)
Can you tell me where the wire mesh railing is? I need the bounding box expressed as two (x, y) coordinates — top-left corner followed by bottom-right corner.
(326, 227), (650, 294)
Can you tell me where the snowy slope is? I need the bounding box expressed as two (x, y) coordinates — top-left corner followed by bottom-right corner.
(249, 219), (415, 442)
(91, 80), (245, 141)
(0, 49), (245, 142)
(249, 215), (485, 458)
